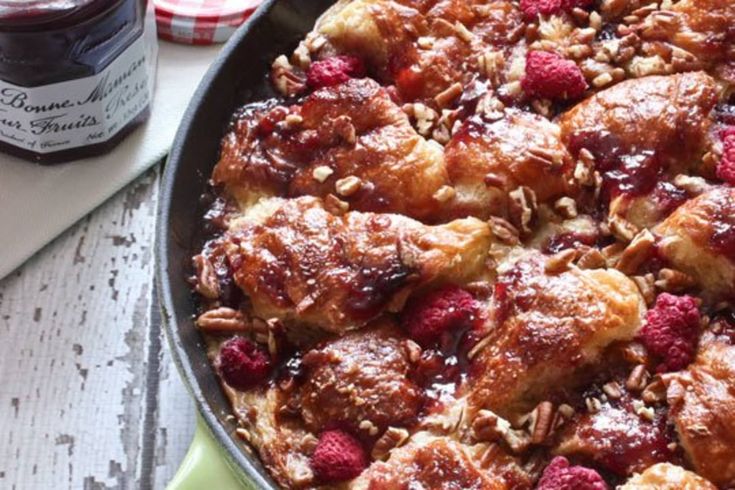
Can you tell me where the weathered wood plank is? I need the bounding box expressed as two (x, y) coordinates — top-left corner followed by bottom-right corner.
(0, 168), (194, 490)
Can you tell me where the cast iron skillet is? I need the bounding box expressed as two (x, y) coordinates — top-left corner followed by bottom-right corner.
(156, 0), (334, 487)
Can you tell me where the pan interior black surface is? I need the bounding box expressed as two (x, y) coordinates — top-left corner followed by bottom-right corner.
(156, 0), (335, 487)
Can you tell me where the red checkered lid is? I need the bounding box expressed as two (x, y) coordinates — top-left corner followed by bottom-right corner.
(154, 0), (262, 45)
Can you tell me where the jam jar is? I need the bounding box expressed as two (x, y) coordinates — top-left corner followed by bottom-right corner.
(0, 0), (157, 164)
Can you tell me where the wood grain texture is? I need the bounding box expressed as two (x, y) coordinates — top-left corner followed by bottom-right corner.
(0, 167), (195, 490)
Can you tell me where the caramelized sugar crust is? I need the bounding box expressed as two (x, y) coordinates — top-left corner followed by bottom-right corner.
(560, 72), (719, 180)
(446, 110), (573, 220)
(214, 79), (450, 220)
(467, 254), (644, 419)
(639, 0), (735, 63)
(223, 196), (491, 334)
(298, 321), (423, 434)
(190, 0), (735, 488)
(656, 186), (735, 299)
(664, 337), (735, 487)
(352, 433), (516, 490)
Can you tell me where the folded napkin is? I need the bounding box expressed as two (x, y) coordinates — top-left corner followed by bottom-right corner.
(0, 41), (220, 280)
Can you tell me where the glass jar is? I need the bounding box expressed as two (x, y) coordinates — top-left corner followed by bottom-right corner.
(0, 0), (157, 164)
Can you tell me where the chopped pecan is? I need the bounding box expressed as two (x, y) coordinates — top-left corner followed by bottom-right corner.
(324, 194), (350, 215)
(335, 176), (362, 197)
(585, 397), (602, 413)
(554, 197), (578, 219)
(434, 82), (464, 108)
(632, 273), (656, 306)
(632, 399), (655, 421)
(642, 377), (667, 404)
(673, 174), (709, 196)
(602, 381), (622, 399)
(616, 229), (655, 274)
(332, 115), (356, 145)
(472, 410), (503, 443)
(577, 248), (607, 269)
(192, 254), (220, 299)
(371, 427), (410, 460)
(433, 185), (456, 203)
(655, 268), (696, 293)
(627, 55), (669, 78)
(626, 365), (650, 392)
(601, 242), (626, 267)
(312, 165), (334, 183)
(410, 103), (438, 136)
(527, 146), (565, 169)
(488, 216), (520, 245)
(477, 95), (505, 121)
(454, 21), (474, 43)
(545, 249), (578, 274)
(608, 213), (639, 243)
(508, 186), (538, 236)
(472, 410), (530, 453)
(402, 339), (422, 363)
(478, 49), (504, 86)
(621, 341), (650, 365)
(271, 55), (306, 97)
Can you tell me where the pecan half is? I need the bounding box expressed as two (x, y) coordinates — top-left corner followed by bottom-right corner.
(196, 307), (248, 332)
(528, 401), (555, 444)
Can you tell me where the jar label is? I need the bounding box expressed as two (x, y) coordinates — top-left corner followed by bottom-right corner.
(0, 33), (155, 155)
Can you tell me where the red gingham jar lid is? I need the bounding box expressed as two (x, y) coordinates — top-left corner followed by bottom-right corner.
(154, 0), (262, 45)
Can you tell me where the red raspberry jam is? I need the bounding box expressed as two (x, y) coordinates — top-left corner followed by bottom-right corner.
(0, 0), (157, 164)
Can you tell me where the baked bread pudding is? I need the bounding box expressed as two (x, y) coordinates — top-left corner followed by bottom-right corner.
(189, 0), (735, 487)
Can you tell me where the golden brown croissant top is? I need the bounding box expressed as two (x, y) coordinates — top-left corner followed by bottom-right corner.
(222, 196), (491, 334)
(467, 253), (645, 419)
(214, 78), (450, 220)
(664, 338), (735, 487)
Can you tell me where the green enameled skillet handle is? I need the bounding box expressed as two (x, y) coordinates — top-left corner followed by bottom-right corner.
(167, 416), (253, 490)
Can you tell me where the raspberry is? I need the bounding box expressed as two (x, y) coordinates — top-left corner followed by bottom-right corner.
(217, 337), (271, 390)
(521, 0), (592, 18)
(522, 51), (588, 100)
(306, 55), (366, 89)
(310, 430), (368, 482)
(401, 286), (478, 347)
(716, 127), (735, 185)
(520, 0), (562, 17)
(537, 457), (609, 490)
(639, 293), (701, 373)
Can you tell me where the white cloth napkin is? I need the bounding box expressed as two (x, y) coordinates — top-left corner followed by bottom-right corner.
(0, 41), (220, 280)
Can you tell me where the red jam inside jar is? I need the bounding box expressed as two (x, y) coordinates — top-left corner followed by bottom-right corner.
(0, 0), (157, 163)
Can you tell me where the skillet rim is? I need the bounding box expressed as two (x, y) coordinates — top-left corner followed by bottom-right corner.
(155, 0), (284, 487)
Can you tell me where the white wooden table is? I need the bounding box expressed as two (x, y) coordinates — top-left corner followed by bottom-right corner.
(0, 166), (195, 490)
